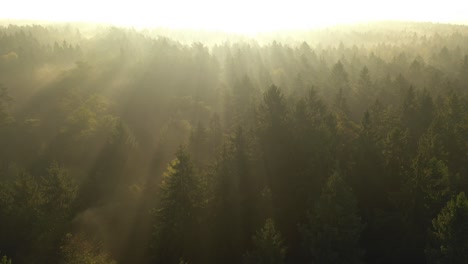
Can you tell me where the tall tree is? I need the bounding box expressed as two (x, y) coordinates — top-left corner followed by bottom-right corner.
(209, 126), (258, 264)
(301, 171), (364, 264)
(328, 61), (350, 101)
(151, 147), (202, 263)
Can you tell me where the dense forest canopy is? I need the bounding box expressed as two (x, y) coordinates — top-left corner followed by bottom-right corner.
(0, 21), (467, 263)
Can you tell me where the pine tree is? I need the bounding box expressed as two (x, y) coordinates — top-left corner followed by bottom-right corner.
(188, 121), (208, 166)
(152, 146), (202, 263)
(0, 163), (77, 263)
(426, 192), (468, 263)
(328, 61), (350, 101)
(330, 61), (350, 91)
(243, 219), (286, 264)
(257, 85), (291, 200)
(301, 171), (364, 264)
(209, 127), (258, 263)
(76, 119), (136, 209)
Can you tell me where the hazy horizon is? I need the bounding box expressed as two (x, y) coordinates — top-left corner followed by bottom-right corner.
(1, 9), (468, 264)
(2, 0), (468, 33)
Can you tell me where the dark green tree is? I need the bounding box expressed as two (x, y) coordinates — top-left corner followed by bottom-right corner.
(209, 126), (258, 263)
(0, 84), (13, 126)
(76, 119), (136, 210)
(301, 171), (364, 264)
(243, 218), (286, 264)
(0, 163), (76, 263)
(188, 121), (209, 166)
(152, 147), (202, 263)
(426, 192), (468, 264)
(328, 61), (350, 101)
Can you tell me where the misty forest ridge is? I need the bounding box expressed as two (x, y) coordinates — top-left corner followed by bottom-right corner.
(0, 21), (467, 264)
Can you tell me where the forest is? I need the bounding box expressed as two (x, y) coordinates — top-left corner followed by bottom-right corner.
(0, 21), (467, 264)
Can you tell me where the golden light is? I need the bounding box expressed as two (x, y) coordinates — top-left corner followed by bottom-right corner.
(1, 0), (467, 33)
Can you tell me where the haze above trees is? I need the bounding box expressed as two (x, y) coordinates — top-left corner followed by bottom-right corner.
(0, 21), (467, 263)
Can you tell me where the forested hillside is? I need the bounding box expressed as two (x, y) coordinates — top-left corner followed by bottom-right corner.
(0, 22), (467, 264)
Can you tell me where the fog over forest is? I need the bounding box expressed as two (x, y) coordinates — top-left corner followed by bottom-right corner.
(0, 20), (467, 264)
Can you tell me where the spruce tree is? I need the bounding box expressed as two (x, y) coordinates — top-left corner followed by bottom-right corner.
(243, 218), (286, 264)
(426, 192), (468, 264)
(152, 147), (202, 263)
(301, 171), (364, 264)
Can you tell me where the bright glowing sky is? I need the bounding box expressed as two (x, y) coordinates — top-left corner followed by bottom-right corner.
(1, 0), (467, 33)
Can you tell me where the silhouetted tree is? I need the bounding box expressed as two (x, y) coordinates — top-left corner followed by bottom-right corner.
(301, 171), (364, 264)
(152, 147), (202, 263)
(243, 219), (286, 264)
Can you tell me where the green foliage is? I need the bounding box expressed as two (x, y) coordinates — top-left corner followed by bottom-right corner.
(426, 192), (468, 263)
(209, 126), (259, 263)
(330, 61), (350, 92)
(42, 161), (77, 214)
(152, 146), (203, 263)
(243, 219), (286, 264)
(259, 85), (288, 130)
(62, 94), (113, 140)
(0, 256), (12, 264)
(0, 162), (77, 263)
(0, 85), (14, 125)
(406, 131), (453, 220)
(60, 233), (116, 264)
(301, 171), (364, 264)
(0, 22), (467, 264)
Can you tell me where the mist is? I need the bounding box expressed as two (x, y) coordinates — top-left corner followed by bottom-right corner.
(0, 19), (467, 264)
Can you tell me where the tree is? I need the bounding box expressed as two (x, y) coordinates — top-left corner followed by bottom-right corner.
(458, 55), (468, 88)
(257, 85), (291, 199)
(231, 75), (256, 127)
(258, 85), (302, 248)
(305, 87), (327, 125)
(330, 61), (349, 89)
(0, 163), (77, 263)
(76, 119), (136, 210)
(328, 61), (350, 100)
(0, 256), (11, 264)
(209, 127), (258, 264)
(357, 66), (372, 94)
(400, 86), (419, 153)
(258, 85), (288, 132)
(393, 129), (452, 263)
(243, 219), (286, 264)
(188, 121), (209, 166)
(383, 127), (410, 192)
(353, 66), (374, 119)
(0, 84), (13, 125)
(36, 162), (77, 260)
(301, 171), (364, 264)
(351, 109), (386, 221)
(60, 233), (116, 264)
(42, 162), (77, 218)
(410, 131), (452, 218)
(152, 146), (202, 263)
(426, 192), (468, 263)
(208, 113), (223, 155)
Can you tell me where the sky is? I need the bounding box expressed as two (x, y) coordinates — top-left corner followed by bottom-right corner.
(1, 0), (467, 33)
